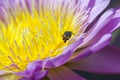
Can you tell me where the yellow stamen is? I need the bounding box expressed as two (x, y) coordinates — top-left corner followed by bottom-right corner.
(0, 1), (88, 72)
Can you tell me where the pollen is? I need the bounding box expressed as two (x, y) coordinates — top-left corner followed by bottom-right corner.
(0, 0), (89, 72)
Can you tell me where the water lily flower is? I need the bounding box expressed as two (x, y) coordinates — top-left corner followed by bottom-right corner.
(0, 0), (120, 80)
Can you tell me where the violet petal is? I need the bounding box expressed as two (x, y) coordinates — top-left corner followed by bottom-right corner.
(70, 33), (112, 62)
(67, 46), (120, 74)
(83, 9), (115, 46)
(47, 66), (86, 80)
(88, 0), (110, 23)
(17, 60), (48, 80)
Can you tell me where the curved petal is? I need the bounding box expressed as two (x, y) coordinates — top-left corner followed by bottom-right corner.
(86, 9), (120, 46)
(70, 33), (112, 62)
(47, 66), (86, 80)
(77, 0), (110, 25)
(93, 8), (120, 38)
(16, 60), (48, 80)
(79, 0), (91, 10)
(19, 70), (48, 80)
(45, 35), (84, 68)
(83, 8), (120, 47)
(67, 45), (120, 74)
(87, 0), (95, 9)
(109, 9), (120, 32)
(88, 0), (110, 23)
(83, 9), (115, 46)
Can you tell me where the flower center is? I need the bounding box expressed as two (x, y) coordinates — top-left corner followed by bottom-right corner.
(0, 0), (88, 72)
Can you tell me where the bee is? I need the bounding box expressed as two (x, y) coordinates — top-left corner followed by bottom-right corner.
(62, 31), (74, 43)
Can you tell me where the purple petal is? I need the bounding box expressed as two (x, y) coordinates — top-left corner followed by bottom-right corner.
(85, 8), (120, 47)
(93, 9), (120, 37)
(79, 0), (91, 10)
(47, 66), (86, 80)
(19, 70), (48, 80)
(70, 33), (112, 62)
(109, 9), (120, 32)
(25, 0), (34, 12)
(67, 45), (120, 74)
(87, 0), (95, 9)
(86, 9), (120, 46)
(0, 0), (6, 7)
(90, 33), (112, 53)
(8, 0), (19, 7)
(88, 0), (110, 23)
(114, 9), (120, 18)
(83, 9), (115, 46)
(45, 35), (84, 68)
(0, 0), (19, 8)
(16, 60), (48, 80)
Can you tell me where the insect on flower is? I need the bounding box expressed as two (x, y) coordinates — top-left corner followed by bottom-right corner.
(62, 31), (74, 43)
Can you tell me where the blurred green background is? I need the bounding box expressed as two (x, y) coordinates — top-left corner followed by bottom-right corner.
(110, 0), (120, 47)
